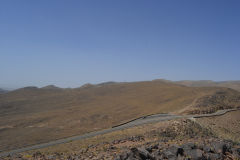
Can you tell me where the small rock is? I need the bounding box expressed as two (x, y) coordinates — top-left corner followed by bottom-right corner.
(222, 143), (232, 155)
(184, 149), (204, 160)
(162, 150), (176, 159)
(232, 148), (240, 157)
(181, 142), (197, 150)
(203, 145), (212, 153)
(237, 148), (240, 155)
(146, 144), (158, 152)
(211, 141), (225, 153)
(168, 145), (184, 156)
(137, 148), (149, 159)
(206, 153), (222, 160)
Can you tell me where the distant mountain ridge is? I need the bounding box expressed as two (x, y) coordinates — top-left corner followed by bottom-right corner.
(41, 85), (62, 90)
(174, 80), (240, 91)
(0, 88), (8, 94)
(5, 79), (240, 93)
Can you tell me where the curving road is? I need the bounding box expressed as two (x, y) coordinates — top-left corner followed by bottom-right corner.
(0, 108), (238, 157)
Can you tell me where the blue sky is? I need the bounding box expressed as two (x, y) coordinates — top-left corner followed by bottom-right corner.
(0, 0), (240, 88)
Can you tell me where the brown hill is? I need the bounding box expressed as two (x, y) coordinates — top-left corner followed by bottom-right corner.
(0, 80), (240, 151)
(175, 80), (240, 91)
(41, 85), (62, 90)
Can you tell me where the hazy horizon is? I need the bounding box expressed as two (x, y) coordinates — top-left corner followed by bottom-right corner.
(1, 0), (240, 89)
(2, 79), (240, 90)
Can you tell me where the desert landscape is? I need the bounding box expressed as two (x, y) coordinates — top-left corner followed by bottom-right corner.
(0, 80), (240, 159)
(2, 105), (240, 159)
(1, 0), (240, 159)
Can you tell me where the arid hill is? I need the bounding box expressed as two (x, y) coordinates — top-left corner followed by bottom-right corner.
(175, 80), (240, 91)
(0, 80), (240, 151)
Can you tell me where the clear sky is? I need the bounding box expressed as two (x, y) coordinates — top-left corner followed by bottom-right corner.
(0, 0), (240, 89)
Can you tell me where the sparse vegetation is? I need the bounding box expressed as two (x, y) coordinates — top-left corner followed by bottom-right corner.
(0, 81), (240, 152)
(4, 110), (239, 160)
(175, 80), (240, 92)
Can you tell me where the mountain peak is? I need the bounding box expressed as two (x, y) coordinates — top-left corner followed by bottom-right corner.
(41, 85), (61, 90)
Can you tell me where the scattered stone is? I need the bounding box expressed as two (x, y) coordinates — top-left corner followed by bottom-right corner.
(115, 140), (240, 160)
(162, 150), (176, 159)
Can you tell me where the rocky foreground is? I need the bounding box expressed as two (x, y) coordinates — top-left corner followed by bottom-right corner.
(115, 139), (240, 160)
(6, 139), (240, 160)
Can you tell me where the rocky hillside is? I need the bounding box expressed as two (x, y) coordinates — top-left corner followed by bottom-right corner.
(183, 89), (240, 114)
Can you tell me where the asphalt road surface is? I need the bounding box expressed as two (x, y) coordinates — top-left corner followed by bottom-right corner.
(0, 108), (238, 157)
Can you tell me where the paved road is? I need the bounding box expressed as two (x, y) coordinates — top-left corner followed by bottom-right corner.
(193, 108), (238, 118)
(0, 108), (238, 157)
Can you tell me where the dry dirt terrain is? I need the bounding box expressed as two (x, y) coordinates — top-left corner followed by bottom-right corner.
(4, 110), (239, 160)
(0, 81), (240, 153)
(197, 110), (240, 143)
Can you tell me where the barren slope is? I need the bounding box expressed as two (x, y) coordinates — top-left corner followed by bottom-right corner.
(15, 110), (240, 160)
(197, 110), (240, 143)
(0, 81), (239, 151)
(176, 80), (240, 91)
